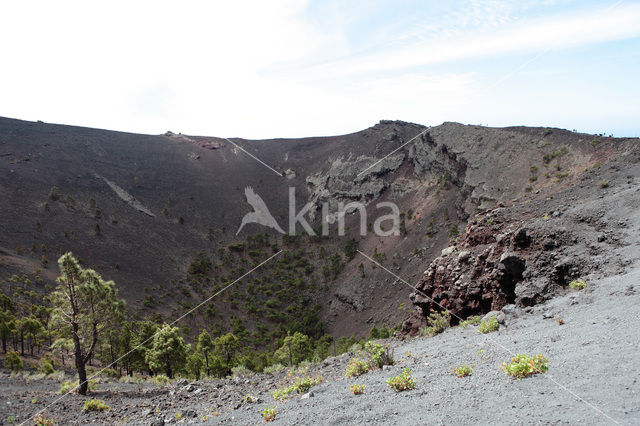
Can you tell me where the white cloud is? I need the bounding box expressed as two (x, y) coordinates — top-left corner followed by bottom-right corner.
(302, 2), (640, 77)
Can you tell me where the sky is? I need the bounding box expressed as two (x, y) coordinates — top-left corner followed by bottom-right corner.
(1, 0), (639, 138)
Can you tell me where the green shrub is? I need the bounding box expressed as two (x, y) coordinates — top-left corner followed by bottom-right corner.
(501, 354), (548, 379)
(386, 368), (416, 392)
(364, 341), (393, 369)
(349, 384), (364, 394)
(478, 316), (499, 334)
(4, 351), (22, 372)
(419, 310), (451, 336)
(294, 376), (321, 393)
(82, 398), (110, 412)
(154, 374), (171, 388)
(345, 358), (369, 377)
(262, 406), (277, 422)
(271, 375), (322, 400)
(452, 364), (474, 378)
(231, 365), (254, 377)
(33, 413), (54, 426)
(188, 252), (212, 275)
(59, 380), (76, 394)
(599, 180), (609, 188)
(263, 363), (286, 375)
(459, 316), (482, 327)
(569, 279), (587, 290)
(38, 358), (55, 375)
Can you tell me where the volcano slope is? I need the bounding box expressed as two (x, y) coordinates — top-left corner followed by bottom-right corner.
(1, 116), (639, 340)
(1, 116), (640, 424)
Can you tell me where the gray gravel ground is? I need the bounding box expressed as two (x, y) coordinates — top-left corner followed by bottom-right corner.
(219, 269), (640, 425)
(4, 268), (637, 425)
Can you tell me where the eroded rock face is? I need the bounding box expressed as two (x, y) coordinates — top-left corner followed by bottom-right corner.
(403, 213), (586, 335)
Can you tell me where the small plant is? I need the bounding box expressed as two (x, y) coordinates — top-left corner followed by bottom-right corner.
(231, 365), (254, 377)
(364, 341), (394, 369)
(271, 387), (290, 400)
(419, 310), (451, 336)
(501, 354), (549, 379)
(48, 186), (60, 201)
(82, 398), (110, 412)
(271, 375), (322, 400)
(244, 394), (257, 403)
(175, 412), (183, 421)
(294, 376), (322, 393)
(345, 357), (369, 377)
(387, 368), (416, 392)
(154, 374), (171, 388)
(59, 380), (76, 394)
(556, 316), (564, 325)
(599, 180), (609, 188)
(478, 316), (499, 334)
(262, 406), (277, 422)
(38, 357), (55, 375)
(4, 351), (22, 371)
(525, 186), (533, 192)
(452, 364), (474, 378)
(263, 363), (286, 374)
(459, 316), (482, 327)
(33, 413), (54, 426)
(569, 279), (587, 290)
(349, 384), (365, 394)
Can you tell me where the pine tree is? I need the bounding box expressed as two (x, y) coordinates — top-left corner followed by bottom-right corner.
(131, 321), (159, 374)
(196, 330), (214, 377)
(185, 350), (204, 381)
(0, 310), (16, 354)
(273, 332), (312, 366)
(212, 333), (238, 376)
(50, 253), (124, 395)
(145, 324), (188, 378)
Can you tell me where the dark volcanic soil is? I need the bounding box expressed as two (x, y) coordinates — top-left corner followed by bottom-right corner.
(2, 116), (638, 337)
(1, 117), (640, 425)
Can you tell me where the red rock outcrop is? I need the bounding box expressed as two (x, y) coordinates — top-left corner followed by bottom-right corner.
(403, 210), (585, 335)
